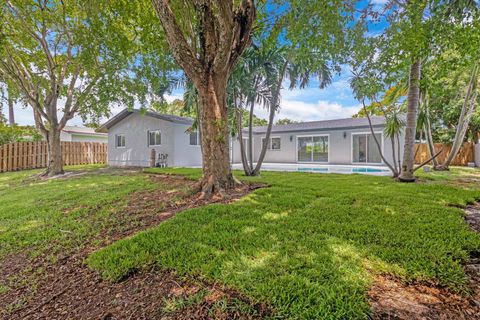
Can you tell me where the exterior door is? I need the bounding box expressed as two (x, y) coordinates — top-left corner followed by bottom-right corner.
(352, 133), (382, 163)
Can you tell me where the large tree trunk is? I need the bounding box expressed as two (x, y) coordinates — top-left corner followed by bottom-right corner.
(45, 128), (64, 176)
(197, 75), (235, 197)
(152, 0), (255, 198)
(8, 94), (15, 126)
(399, 59), (421, 182)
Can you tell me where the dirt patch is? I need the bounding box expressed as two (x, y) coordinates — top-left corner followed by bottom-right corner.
(0, 173), (266, 319)
(465, 203), (480, 233)
(369, 275), (479, 319)
(3, 255), (269, 320)
(368, 204), (480, 319)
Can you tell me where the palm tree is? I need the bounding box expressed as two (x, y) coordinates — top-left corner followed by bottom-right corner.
(232, 45), (333, 176)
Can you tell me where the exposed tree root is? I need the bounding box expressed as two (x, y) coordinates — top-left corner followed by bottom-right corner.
(433, 165), (450, 171)
(196, 174), (238, 200)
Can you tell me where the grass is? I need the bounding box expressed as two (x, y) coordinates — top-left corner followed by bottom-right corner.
(0, 164), (157, 259)
(87, 167), (480, 319)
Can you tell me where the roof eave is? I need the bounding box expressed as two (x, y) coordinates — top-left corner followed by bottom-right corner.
(244, 123), (385, 135)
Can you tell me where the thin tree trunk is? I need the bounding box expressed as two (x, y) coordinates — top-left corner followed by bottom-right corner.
(197, 75), (235, 197)
(236, 108), (252, 175)
(439, 64), (478, 170)
(363, 103), (398, 177)
(424, 104), (438, 168)
(399, 59), (421, 182)
(45, 128), (64, 176)
(396, 133), (401, 172)
(414, 128), (423, 160)
(252, 61), (288, 175)
(253, 101), (276, 175)
(390, 136), (398, 174)
(8, 94), (14, 126)
(248, 96), (254, 171)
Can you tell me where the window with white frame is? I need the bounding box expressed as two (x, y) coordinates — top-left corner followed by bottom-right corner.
(262, 137), (281, 150)
(189, 131), (200, 145)
(148, 130), (161, 146)
(115, 134), (125, 148)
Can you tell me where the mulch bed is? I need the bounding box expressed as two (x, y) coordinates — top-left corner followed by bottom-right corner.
(0, 174), (268, 320)
(368, 203), (480, 320)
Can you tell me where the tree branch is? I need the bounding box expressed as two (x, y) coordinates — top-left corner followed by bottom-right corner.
(224, 0), (256, 73)
(152, 0), (203, 82)
(413, 149), (443, 172)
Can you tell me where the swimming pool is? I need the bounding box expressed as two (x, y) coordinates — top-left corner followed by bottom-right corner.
(297, 166), (390, 174)
(231, 163), (391, 176)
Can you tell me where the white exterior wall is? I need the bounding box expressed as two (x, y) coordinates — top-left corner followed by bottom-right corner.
(70, 134), (108, 143)
(60, 131), (108, 143)
(107, 113), (202, 167)
(232, 126), (404, 166)
(172, 124), (203, 167)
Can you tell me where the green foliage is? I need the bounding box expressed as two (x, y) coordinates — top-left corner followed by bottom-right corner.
(275, 118), (298, 125)
(350, 1), (479, 100)
(0, 0), (174, 126)
(150, 99), (195, 118)
(0, 124), (41, 145)
(89, 168), (480, 319)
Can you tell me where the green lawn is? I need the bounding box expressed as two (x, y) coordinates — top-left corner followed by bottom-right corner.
(0, 165), (157, 259)
(87, 167), (480, 319)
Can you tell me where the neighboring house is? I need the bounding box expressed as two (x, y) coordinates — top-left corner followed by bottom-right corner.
(60, 126), (108, 143)
(231, 116), (404, 166)
(98, 109), (202, 167)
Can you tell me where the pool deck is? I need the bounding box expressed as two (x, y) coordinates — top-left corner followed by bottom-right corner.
(231, 162), (392, 176)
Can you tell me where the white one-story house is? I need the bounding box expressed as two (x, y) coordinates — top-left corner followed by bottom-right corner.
(98, 109), (202, 167)
(231, 116), (403, 166)
(99, 108), (402, 169)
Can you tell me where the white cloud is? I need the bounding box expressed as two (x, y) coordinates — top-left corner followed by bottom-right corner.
(254, 99), (361, 122)
(9, 83), (360, 127)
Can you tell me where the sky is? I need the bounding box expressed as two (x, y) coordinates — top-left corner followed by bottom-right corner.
(10, 70), (362, 126)
(7, 0), (387, 127)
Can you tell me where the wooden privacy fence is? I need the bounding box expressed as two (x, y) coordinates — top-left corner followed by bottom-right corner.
(414, 142), (475, 166)
(0, 141), (107, 172)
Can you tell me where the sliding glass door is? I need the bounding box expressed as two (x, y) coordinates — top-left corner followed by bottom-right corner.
(352, 133), (382, 163)
(297, 135), (329, 162)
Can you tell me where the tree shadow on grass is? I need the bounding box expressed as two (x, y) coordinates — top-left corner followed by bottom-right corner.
(87, 172), (480, 319)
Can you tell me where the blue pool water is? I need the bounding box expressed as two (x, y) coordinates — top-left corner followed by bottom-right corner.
(298, 167), (388, 174)
(232, 163), (392, 175)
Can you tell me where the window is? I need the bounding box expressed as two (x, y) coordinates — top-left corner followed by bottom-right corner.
(115, 134), (125, 148)
(148, 130), (161, 146)
(189, 131), (200, 146)
(297, 135), (328, 162)
(262, 137), (281, 150)
(352, 133), (382, 163)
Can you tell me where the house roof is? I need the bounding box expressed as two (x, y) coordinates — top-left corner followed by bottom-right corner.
(97, 109), (193, 133)
(247, 116), (387, 134)
(63, 126), (107, 136)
